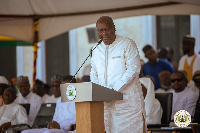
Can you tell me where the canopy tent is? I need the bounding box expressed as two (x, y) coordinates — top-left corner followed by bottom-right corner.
(0, 35), (32, 46)
(0, 0), (200, 84)
(0, 0), (200, 43)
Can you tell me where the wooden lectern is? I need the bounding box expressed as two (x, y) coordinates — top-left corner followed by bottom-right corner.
(60, 82), (123, 133)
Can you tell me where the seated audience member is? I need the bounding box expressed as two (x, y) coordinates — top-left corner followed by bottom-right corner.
(166, 47), (178, 72)
(192, 70), (200, 123)
(155, 71), (174, 93)
(15, 76), (43, 126)
(140, 77), (163, 124)
(62, 75), (76, 84)
(22, 76), (76, 133)
(170, 71), (198, 121)
(43, 84), (50, 95)
(0, 87), (28, 133)
(32, 79), (50, 102)
(0, 76), (10, 106)
(142, 44), (174, 90)
(45, 75), (62, 103)
(81, 75), (90, 82)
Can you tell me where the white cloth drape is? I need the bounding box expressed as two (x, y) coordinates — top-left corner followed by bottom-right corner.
(139, 77), (163, 124)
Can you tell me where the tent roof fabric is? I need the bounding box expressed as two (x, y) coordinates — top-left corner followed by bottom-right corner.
(0, 0), (200, 42)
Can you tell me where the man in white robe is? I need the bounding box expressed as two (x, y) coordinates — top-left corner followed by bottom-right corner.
(140, 77), (163, 124)
(91, 16), (146, 133)
(15, 76), (43, 126)
(0, 87), (28, 132)
(45, 75), (62, 103)
(178, 36), (200, 90)
(155, 71), (174, 93)
(170, 71), (198, 120)
(32, 79), (50, 102)
(0, 76), (10, 107)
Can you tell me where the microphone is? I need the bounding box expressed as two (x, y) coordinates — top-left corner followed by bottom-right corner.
(69, 40), (102, 83)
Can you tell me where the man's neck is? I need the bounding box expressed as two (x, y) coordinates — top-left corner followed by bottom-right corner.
(23, 91), (30, 98)
(149, 60), (157, 66)
(187, 51), (195, 57)
(174, 87), (185, 93)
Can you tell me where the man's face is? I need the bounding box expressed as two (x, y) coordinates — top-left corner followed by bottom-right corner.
(182, 43), (190, 55)
(17, 82), (30, 97)
(170, 73), (186, 92)
(51, 82), (61, 98)
(96, 20), (116, 45)
(193, 76), (200, 90)
(0, 84), (9, 96)
(3, 90), (16, 104)
(32, 84), (43, 96)
(145, 48), (157, 62)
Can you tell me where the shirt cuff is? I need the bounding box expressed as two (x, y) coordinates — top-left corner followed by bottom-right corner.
(113, 80), (124, 91)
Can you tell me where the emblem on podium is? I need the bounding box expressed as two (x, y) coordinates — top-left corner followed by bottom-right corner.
(66, 85), (76, 101)
(174, 110), (191, 128)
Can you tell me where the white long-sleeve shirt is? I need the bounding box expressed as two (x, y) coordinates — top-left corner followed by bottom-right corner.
(90, 35), (141, 91)
(171, 87), (198, 120)
(15, 92), (43, 126)
(45, 95), (60, 103)
(53, 97), (76, 130)
(0, 102), (28, 126)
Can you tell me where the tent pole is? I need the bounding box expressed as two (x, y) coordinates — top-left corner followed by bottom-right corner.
(33, 18), (39, 85)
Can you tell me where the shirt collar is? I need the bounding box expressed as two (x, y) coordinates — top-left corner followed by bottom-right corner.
(100, 35), (119, 49)
(4, 102), (15, 107)
(23, 92), (32, 99)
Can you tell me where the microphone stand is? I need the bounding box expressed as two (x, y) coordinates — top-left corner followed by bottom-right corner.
(69, 40), (102, 83)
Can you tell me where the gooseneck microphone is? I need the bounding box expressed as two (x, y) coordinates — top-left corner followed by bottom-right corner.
(69, 40), (102, 83)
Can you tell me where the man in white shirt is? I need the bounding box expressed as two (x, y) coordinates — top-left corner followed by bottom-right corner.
(155, 70), (174, 93)
(32, 79), (50, 102)
(0, 87), (28, 132)
(178, 35), (200, 89)
(45, 75), (62, 103)
(15, 76), (43, 126)
(0, 76), (10, 107)
(91, 16), (146, 133)
(170, 71), (198, 121)
(140, 77), (163, 124)
(22, 76), (76, 133)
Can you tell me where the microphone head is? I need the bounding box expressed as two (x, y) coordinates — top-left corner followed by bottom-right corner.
(98, 40), (102, 44)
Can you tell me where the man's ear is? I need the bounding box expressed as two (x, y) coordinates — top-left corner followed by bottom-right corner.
(145, 54), (147, 58)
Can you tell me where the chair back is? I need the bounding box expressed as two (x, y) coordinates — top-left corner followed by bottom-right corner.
(20, 103), (30, 115)
(155, 93), (173, 124)
(32, 103), (56, 128)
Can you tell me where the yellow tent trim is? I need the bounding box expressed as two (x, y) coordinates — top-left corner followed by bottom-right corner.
(0, 35), (17, 41)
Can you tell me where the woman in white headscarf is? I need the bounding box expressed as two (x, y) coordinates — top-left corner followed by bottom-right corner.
(139, 77), (163, 124)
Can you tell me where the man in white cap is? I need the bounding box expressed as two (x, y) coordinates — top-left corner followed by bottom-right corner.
(44, 75), (62, 103)
(0, 76), (10, 106)
(178, 36), (200, 91)
(15, 76), (43, 126)
(140, 77), (163, 124)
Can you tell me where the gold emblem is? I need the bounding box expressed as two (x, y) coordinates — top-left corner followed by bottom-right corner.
(66, 85), (76, 101)
(174, 110), (191, 128)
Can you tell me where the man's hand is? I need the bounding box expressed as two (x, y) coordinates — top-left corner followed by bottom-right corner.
(47, 121), (60, 129)
(0, 122), (11, 133)
(69, 124), (76, 131)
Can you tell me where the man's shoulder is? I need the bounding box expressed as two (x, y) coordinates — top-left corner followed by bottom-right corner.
(184, 87), (198, 97)
(30, 93), (43, 102)
(117, 35), (135, 45)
